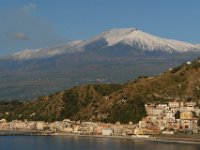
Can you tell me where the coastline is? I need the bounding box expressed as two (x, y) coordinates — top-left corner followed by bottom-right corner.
(51, 133), (200, 145)
(1, 130), (200, 144)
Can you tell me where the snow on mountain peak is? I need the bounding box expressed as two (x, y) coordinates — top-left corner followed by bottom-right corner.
(7, 40), (83, 60)
(3, 28), (200, 60)
(96, 28), (200, 53)
(101, 28), (139, 46)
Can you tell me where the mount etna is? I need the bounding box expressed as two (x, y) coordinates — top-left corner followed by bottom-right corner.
(1, 28), (200, 100)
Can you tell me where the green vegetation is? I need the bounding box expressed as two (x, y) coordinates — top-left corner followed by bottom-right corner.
(0, 58), (200, 123)
(198, 119), (200, 127)
(170, 65), (183, 73)
(93, 84), (122, 96)
(62, 89), (80, 119)
(107, 96), (147, 123)
(175, 110), (180, 119)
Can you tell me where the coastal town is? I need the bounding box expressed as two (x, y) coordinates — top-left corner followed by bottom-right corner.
(0, 101), (200, 138)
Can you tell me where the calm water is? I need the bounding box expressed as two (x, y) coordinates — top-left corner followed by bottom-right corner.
(0, 136), (200, 150)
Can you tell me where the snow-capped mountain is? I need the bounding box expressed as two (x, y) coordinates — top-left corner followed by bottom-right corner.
(82, 28), (200, 52)
(1, 28), (200, 100)
(5, 40), (83, 60)
(3, 28), (200, 60)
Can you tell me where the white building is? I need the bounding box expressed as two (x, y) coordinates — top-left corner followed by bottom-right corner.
(168, 102), (180, 108)
(36, 121), (46, 130)
(102, 128), (113, 136)
(152, 108), (164, 116)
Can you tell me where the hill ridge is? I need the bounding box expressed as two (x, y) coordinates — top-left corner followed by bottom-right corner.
(0, 58), (200, 123)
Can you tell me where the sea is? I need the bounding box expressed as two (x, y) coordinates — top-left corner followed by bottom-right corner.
(0, 136), (200, 150)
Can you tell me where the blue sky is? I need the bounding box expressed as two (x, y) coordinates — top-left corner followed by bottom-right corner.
(0, 0), (200, 56)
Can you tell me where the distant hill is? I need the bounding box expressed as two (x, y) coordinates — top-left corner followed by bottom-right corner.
(1, 28), (200, 100)
(0, 58), (200, 123)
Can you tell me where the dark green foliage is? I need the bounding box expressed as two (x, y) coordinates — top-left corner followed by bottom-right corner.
(137, 76), (149, 79)
(61, 90), (80, 120)
(171, 75), (186, 83)
(192, 111), (198, 118)
(198, 119), (200, 127)
(93, 84), (122, 96)
(0, 101), (24, 121)
(190, 59), (200, 70)
(170, 65), (183, 73)
(0, 101), (23, 111)
(107, 96), (147, 123)
(0, 95), (64, 122)
(193, 86), (200, 99)
(175, 110), (180, 119)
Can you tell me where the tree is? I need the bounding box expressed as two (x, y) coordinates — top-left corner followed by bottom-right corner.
(175, 110), (180, 119)
(198, 118), (200, 127)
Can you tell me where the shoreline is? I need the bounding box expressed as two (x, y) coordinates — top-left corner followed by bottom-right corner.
(51, 133), (200, 145)
(1, 130), (200, 144)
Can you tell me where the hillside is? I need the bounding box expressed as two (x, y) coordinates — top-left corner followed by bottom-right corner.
(0, 58), (200, 123)
(1, 28), (200, 100)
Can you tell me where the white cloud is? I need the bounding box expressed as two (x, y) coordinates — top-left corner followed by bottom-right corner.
(6, 32), (30, 40)
(0, 3), (65, 55)
(20, 3), (37, 15)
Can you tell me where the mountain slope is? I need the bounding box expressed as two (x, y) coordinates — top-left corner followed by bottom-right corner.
(4, 40), (83, 60)
(0, 58), (200, 123)
(83, 28), (200, 53)
(0, 28), (200, 100)
(3, 28), (200, 60)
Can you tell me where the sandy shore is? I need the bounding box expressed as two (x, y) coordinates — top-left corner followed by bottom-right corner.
(50, 133), (200, 144)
